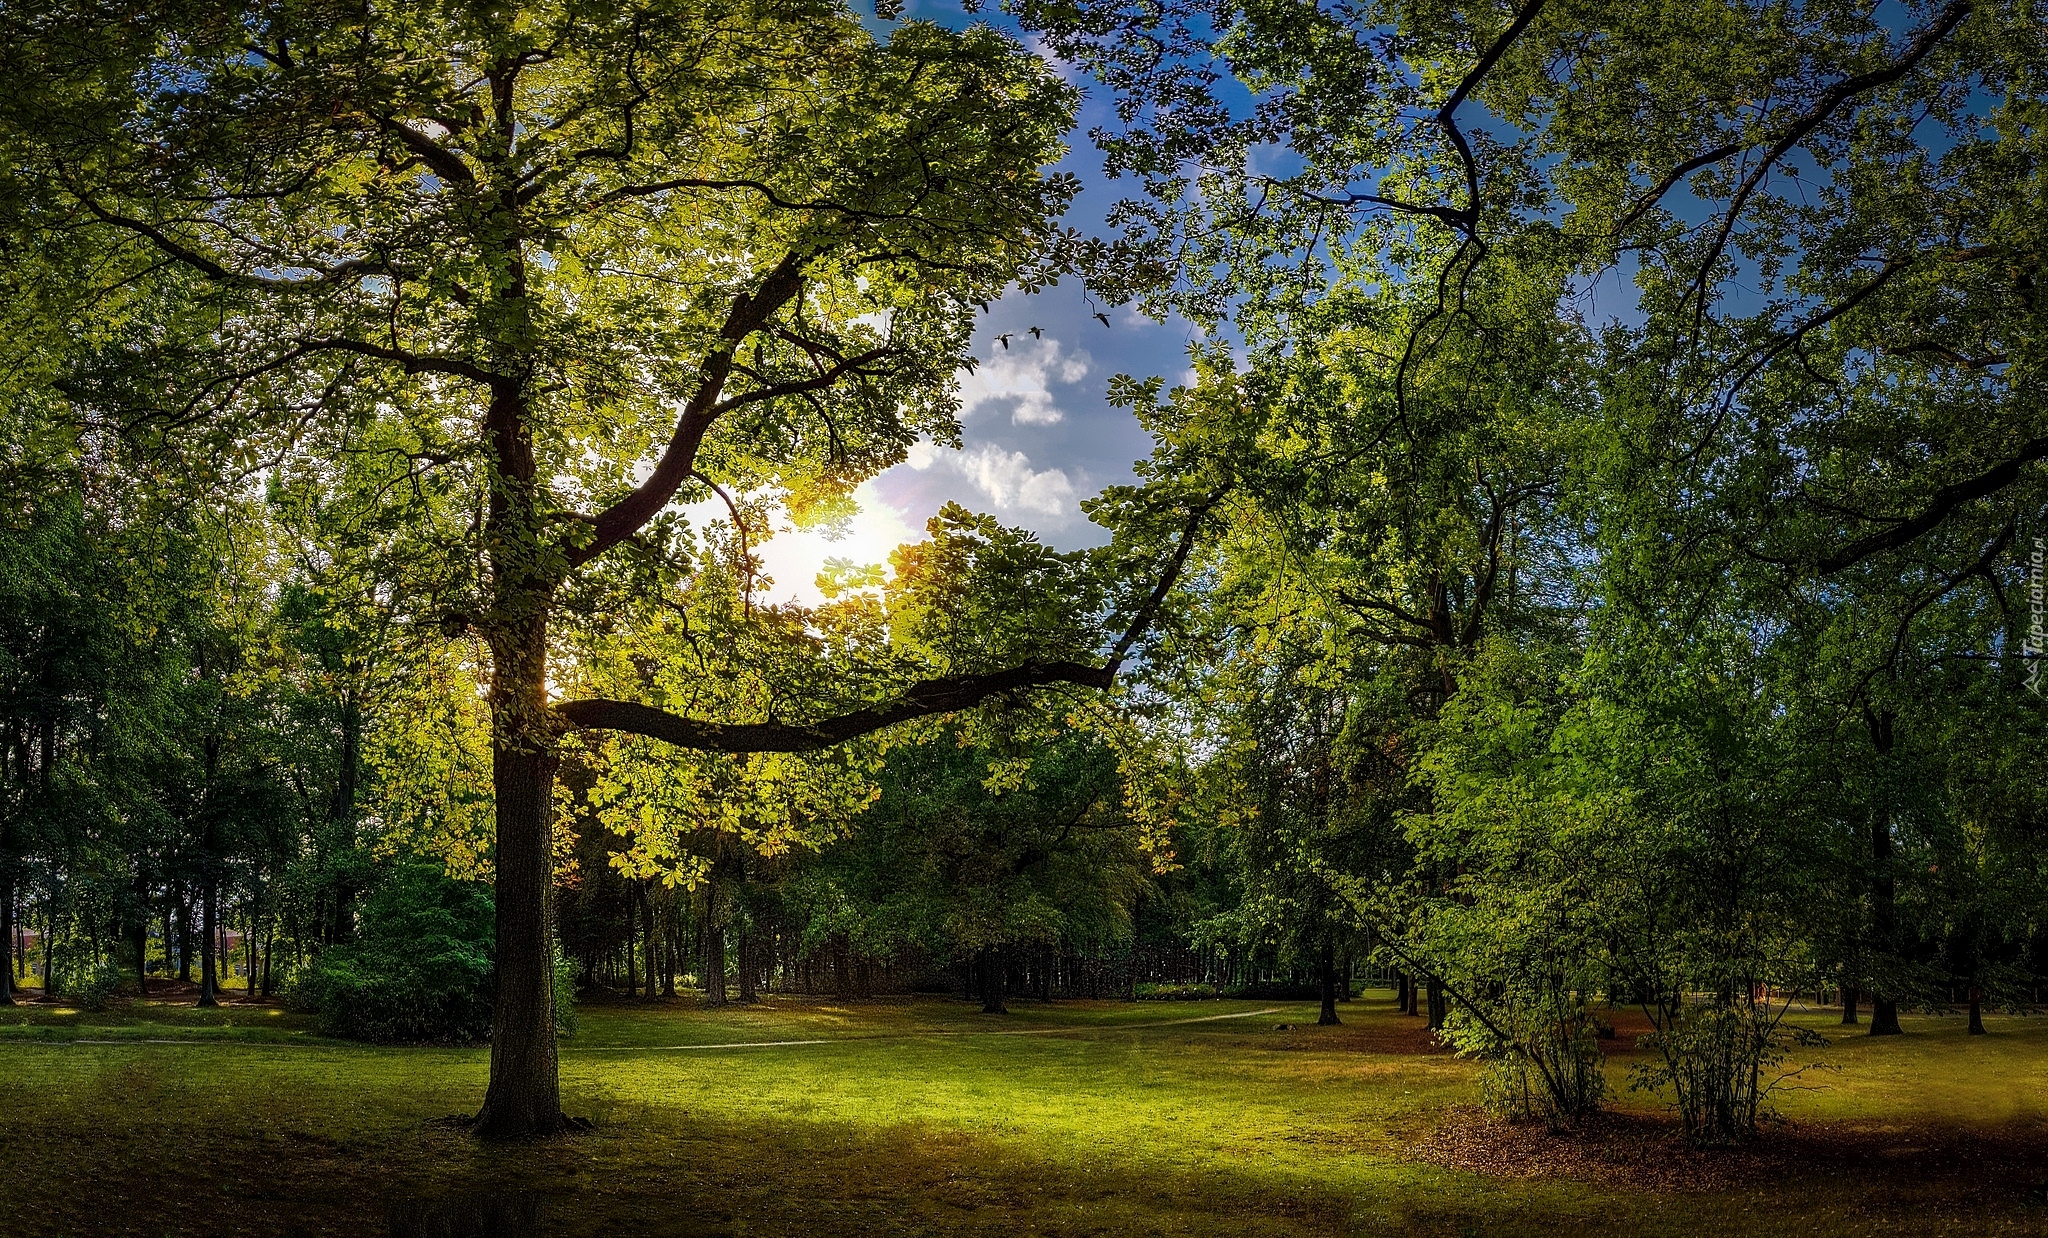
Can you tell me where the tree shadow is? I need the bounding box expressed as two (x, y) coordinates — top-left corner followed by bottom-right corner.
(389, 1191), (542, 1238)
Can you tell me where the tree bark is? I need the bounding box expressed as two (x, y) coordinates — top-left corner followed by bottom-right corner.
(704, 908), (728, 1006)
(624, 897), (638, 998)
(737, 916), (757, 1004)
(328, 701), (362, 945)
(639, 882), (657, 1002)
(176, 886), (193, 983)
(1317, 935), (1341, 1026)
(131, 912), (149, 997)
(42, 902), (55, 995)
(1866, 714), (1903, 1036)
(662, 904), (677, 999)
(471, 734), (563, 1139)
(1426, 977), (1447, 1031)
(1968, 985), (1986, 1035)
(1841, 983), (1860, 1025)
(981, 945), (1008, 1014)
(0, 871), (13, 1006)
(196, 876), (219, 1008)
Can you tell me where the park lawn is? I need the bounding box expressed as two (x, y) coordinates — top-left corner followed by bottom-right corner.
(0, 992), (2042, 1236)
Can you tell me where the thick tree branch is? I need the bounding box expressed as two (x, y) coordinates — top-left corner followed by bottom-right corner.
(1434, 0), (1549, 230)
(1613, 142), (1744, 238)
(556, 489), (1220, 752)
(569, 249), (810, 566)
(1104, 488), (1225, 671)
(598, 176), (921, 223)
(74, 194), (389, 291)
(296, 337), (503, 385)
(1813, 436), (2048, 575)
(554, 660), (1115, 753)
(375, 116), (479, 187)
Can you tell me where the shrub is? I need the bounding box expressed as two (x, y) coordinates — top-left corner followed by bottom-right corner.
(1468, 1003), (1609, 1129)
(1630, 994), (1826, 1147)
(295, 860), (496, 1043)
(552, 941), (578, 1038)
(55, 956), (125, 1010)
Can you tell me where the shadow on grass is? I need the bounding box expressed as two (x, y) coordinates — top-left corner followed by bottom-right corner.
(388, 1192), (541, 1238)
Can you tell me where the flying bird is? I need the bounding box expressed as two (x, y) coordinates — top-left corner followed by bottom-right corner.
(994, 333), (1012, 350)
(1092, 312), (1111, 328)
(1027, 326), (1043, 339)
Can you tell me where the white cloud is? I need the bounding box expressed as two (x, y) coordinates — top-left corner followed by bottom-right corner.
(899, 438), (1082, 523)
(958, 444), (1078, 517)
(959, 336), (1089, 426)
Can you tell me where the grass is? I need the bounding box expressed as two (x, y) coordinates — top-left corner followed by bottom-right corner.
(0, 989), (2044, 1236)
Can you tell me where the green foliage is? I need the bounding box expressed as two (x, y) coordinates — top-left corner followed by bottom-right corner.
(52, 955), (124, 1011)
(296, 861), (496, 1044)
(552, 941), (579, 1040)
(1632, 1004), (1827, 1149)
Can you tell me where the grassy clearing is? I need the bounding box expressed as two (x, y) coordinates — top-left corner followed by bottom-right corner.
(0, 990), (2043, 1236)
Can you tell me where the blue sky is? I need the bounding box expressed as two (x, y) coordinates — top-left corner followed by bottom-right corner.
(750, 0), (1196, 604)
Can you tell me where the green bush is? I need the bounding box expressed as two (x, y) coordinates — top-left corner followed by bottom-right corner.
(295, 860), (496, 1043)
(55, 956), (124, 1010)
(552, 940), (578, 1038)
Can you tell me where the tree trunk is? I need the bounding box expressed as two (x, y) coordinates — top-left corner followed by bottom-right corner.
(639, 882), (657, 1002)
(1866, 714), (1903, 1037)
(132, 913), (149, 997)
(468, 370), (571, 1140)
(0, 871), (13, 1006)
(196, 877), (219, 1008)
(1426, 977), (1447, 1031)
(472, 732), (564, 1139)
(624, 897), (638, 998)
(329, 701), (361, 945)
(737, 917), (756, 1004)
(176, 886), (193, 982)
(1968, 985), (1986, 1035)
(704, 910), (728, 1006)
(662, 904), (677, 999)
(1841, 983), (1859, 1025)
(980, 945), (1007, 1014)
(42, 902), (55, 995)
(1317, 936), (1341, 1026)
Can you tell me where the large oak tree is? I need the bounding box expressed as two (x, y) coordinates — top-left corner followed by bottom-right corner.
(2, 0), (1196, 1137)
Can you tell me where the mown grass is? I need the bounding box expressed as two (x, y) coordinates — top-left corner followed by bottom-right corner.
(0, 990), (2043, 1236)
